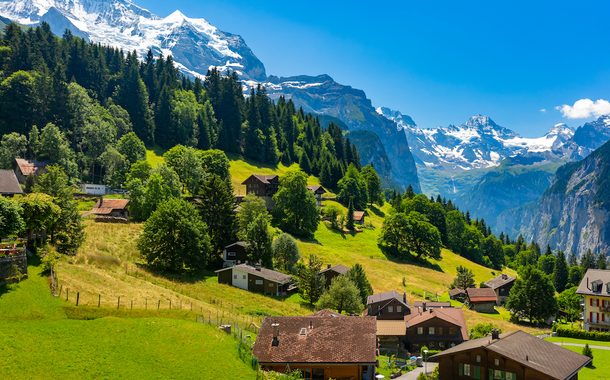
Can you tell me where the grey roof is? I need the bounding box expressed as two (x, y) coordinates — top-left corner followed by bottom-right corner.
(431, 331), (591, 380)
(320, 264), (350, 275)
(225, 241), (249, 249)
(576, 269), (610, 297)
(366, 290), (408, 307)
(0, 170), (23, 195)
(484, 273), (516, 290)
(412, 301), (452, 309)
(242, 174), (279, 185)
(215, 264), (292, 284)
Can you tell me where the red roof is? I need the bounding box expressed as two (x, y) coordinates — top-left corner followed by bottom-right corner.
(92, 199), (129, 214)
(466, 287), (497, 303)
(353, 211), (365, 221)
(14, 158), (46, 176)
(406, 307), (469, 340)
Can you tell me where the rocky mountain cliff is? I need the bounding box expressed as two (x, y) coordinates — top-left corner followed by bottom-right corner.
(518, 139), (610, 256)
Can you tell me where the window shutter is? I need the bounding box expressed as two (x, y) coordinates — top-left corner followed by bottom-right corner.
(474, 365), (481, 379)
(488, 368), (493, 380)
(603, 313), (606, 322)
(590, 312), (593, 322)
(591, 298), (594, 306)
(459, 364), (463, 376)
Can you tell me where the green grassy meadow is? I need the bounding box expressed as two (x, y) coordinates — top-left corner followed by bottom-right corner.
(554, 344), (610, 380)
(0, 266), (257, 379)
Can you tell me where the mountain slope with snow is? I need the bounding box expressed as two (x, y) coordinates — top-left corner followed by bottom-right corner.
(0, 0), (266, 80)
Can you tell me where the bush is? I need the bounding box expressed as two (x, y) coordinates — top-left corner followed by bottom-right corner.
(582, 344), (593, 367)
(555, 326), (610, 341)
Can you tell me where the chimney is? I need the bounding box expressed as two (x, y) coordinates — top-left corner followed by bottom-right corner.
(327, 264), (332, 269)
(271, 323), (280, 346)
(422, 302), (427, 312)
(309, 320), (313, 330)
(403, 292), (407, 303)
(255, 263), (262, 271)
(501, 274), (508, 280)
(491, 329), (500, 340)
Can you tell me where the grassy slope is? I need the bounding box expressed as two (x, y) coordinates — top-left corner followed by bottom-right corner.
(0, 266), (256, 379)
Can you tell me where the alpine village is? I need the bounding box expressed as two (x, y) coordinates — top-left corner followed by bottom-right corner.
(0, 1), (609, 380)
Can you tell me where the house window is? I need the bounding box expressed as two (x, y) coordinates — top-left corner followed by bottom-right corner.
(476, 355), (481, 363)
(494, 358), (500, 366)
(269, 283), (274, 287)
(449, 327), (456, 335)
(417, 327), (424, 335)
(438, 327), (443, 335)
(242, 275), (246, 280)
(494, 369), (502, 380)
(388, 306), (394, 313)
(428, 327), (435, 335)
(227, 252), (236, 257)
(397, 305), (402, 312)
(459, 363), (471, 376)
(255, 279), (263, 285)
(233, 274), (237, 279)
(505, 372), (516, 380)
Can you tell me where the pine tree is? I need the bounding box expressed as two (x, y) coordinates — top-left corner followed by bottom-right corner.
(596, 252), (608, 269)
(553, 251), (568, 292)
(581, 249), (596, 270)
(346, 200), (355, 231)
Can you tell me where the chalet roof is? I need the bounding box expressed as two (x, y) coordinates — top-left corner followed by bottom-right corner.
(307, 185), (327, 195)
(431, 331), (591, 380)
(376, 319), (407, 336)
(225, 241), (249, 249)
(353, 211), (365, 221)
(320, 264), (350, 276)
(412, 301), (452, 309)
(367, 290), (407, 307)
(14, 158), (46, 176)
(406, 307), (468, 340)
(484, 273), (516, 290)
(253, 313), (377, 364)
(215, 264), (292, 285)
(448, 288), (466, 297)
(92, 198), (129, 215)
(576, 269), (610, 297)
(0, 170), (23, 195)
(466, 287), (497, 303)
(241, 174), (279, 185)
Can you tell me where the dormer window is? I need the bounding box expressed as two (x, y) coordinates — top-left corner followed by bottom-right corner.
(606, 282), (610, 294)
(592, 280), (603, 293)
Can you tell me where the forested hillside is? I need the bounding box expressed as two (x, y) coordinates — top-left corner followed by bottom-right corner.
(0, 22), (358, 191)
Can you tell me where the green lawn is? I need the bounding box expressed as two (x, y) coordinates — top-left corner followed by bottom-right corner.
(0, 265), (257, 379)
(547, 337), (610, 348)
(557, 345), (610, 380)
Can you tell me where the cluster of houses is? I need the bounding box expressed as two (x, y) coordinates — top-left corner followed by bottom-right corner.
(449, 273), (516, 313)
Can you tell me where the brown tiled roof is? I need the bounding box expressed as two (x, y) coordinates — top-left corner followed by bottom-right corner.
(367, 290), (407, 307)
(320, 264), (350, 275)
(14, 158), (46, 176)
(311, 309), (345, 318)
(484, 273), (516, 290)
(353, 211), (365, 221)
(576, 269), (610, 297)
(307, 185), (327, 194)
(431, 331), (591, 380)
(466, 287), (497, 303)
(0, 170), (23, 195)
(376, 319), (407, 336)
(94, 198), (129, 210)
(448, 288), (466, 297)
(215, 264), (292, 284)
(412, 301), (452, 309)
(406, 307), (468, 340)
(242, 174), (279, 185)
(253, 313), (377, 364)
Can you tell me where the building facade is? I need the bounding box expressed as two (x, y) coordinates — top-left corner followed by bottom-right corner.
(577, 269), (610, 332)
(216, 264), (292, 296)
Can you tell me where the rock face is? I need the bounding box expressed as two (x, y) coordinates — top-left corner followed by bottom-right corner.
(262, 75), (421, 191)
(520, 139), (610, 257)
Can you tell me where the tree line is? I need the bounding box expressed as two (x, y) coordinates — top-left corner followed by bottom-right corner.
(0, 22), (358, 191)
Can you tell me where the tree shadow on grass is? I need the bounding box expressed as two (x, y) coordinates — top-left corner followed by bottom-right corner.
(135, 263), (213, 284)
(368, 205), (385, 218)
(379, 245), (444, 273)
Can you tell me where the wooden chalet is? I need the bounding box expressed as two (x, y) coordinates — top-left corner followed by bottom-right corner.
(222, 241), (249, 267)
(431, 330), (591, 380)
(242, 174), (279, 197)
(307, 185), (327, 207)
(253, 311), (377, 380)
(405, 305), (468, 352)
(366, 290), (410, 320)
(484, 273), (516, 305)
(215, 264), (292, 296)
(449, 287), (466, 301)
(13, 158), (46, 184)
(353, 210), (365, 225)
(91, 198), (129, 222)
(0, 169), (23, 196)
(319, 264), (349, 288)
(466, 287), (498, 313)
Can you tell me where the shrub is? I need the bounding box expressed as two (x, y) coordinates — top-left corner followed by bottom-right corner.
(555, 326), (610, 341)
(582, 344), (593, 367)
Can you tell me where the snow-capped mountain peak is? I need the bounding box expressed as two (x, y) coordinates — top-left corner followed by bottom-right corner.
(0, 0), (266, 80)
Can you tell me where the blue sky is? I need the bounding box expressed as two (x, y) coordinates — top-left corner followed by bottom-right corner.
(138, 0), (610, 136)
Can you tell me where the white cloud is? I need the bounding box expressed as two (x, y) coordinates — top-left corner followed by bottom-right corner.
(556, 98), (610, 119)
(539, 108), (547, 113)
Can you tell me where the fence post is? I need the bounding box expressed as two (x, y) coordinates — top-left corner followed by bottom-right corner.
(59, 284), (63, 297)
(98, 294), (101, 308)
(157, 300), (160, 311)
(117, 296), (120, 310)
(130, 300), (133, 310)
(169, 299), (172, 310)
(76, 292), (79, 306)
(145, 298), (148, 310)
(179, 299), (182, 309)
(190, 302), (193, 311)
(66, 288), (69, 301)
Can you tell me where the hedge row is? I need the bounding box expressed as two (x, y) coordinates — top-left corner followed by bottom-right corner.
(554, 326), (610, 341)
